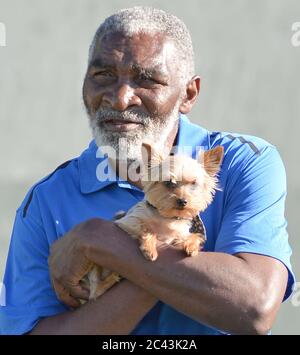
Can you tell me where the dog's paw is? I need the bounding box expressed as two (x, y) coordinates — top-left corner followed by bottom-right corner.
(140, 245), (158, 261)
(184, 239), (200, 257)
(113, 210), (127, 221)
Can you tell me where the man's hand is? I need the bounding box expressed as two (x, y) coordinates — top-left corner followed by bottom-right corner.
(48, 218), (108, 308)
(32, 218), (157, 335)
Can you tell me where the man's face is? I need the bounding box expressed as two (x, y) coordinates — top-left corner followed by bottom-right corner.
(83, 31), (186, 161)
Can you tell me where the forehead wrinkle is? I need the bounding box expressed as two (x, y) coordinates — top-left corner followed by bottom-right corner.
(90, 41), (127, 69)
(89, 47), (126, 68)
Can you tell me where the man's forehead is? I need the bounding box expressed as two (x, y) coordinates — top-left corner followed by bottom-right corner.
(91, 31), (177, 69)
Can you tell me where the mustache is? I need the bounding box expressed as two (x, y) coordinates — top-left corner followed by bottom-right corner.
(95, 108), (151, 125)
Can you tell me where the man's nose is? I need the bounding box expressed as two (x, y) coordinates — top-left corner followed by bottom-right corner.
(103, 83), (142, 111)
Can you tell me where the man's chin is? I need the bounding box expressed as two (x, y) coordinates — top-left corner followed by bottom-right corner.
(93, 130), (142, 160)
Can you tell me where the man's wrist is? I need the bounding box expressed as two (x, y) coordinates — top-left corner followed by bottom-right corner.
(81, 218), (135, 272)
(76, 218), (107, 260)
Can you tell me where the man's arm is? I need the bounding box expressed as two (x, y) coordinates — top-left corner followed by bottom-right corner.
(30, 280), (156, 335)
(48, 218), (288, 335)
(86, 220), (288, 335)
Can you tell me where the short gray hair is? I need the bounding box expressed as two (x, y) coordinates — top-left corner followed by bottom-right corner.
(88, 6), (195, 81)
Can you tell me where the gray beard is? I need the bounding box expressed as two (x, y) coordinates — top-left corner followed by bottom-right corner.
(88, 106), (180, 163)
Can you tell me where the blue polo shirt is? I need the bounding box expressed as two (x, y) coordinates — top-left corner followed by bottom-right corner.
(0, 115), (295, 335)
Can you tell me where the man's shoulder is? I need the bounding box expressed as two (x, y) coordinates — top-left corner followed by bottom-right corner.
(184, 118), (275, 159)
(19, 158), (79, 218)
(205, 130), (285, 181)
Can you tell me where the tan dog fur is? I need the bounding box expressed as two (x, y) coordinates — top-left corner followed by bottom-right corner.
(87, 144), (224, 300)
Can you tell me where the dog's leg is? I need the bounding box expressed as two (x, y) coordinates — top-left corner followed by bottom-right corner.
(88, 265), (120, 301)
(183, 233), (206, 256)
(90, 272), (121, 300)
(139, 232), (158, 261)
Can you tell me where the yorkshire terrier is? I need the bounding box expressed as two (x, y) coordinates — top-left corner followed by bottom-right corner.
(86, 144), (224, 300)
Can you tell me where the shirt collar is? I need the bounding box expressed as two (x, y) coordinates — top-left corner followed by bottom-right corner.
(174, 114), (210, 157)
(78, 114), (210, 194)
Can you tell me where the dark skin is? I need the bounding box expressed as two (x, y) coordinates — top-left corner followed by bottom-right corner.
(83, 31), (190, 187)
(30, 32), (288, 335)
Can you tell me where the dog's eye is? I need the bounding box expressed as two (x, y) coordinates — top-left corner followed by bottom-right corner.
(164, 180), (177, 189)
(192, 180), (197, 185)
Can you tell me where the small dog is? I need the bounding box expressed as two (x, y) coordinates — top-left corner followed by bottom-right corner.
(86, 144), (224, 300)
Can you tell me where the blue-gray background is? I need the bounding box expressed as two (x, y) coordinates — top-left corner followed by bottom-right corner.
(0, 0), (299, 334)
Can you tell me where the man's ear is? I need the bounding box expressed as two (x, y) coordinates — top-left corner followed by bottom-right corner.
(198, 146), (224, 177)
(179, 76), (201, 114)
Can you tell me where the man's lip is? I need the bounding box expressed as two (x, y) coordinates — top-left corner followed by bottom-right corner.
(101, 120), (143, 132)
(102, 119), (143, 125)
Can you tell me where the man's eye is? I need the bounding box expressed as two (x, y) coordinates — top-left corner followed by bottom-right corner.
(94, 71), (114, 78)
(139, 74), (155, 82)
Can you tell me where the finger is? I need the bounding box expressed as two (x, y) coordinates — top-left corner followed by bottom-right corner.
(68, 284), (90, 301)
(52, 279), (81, 309)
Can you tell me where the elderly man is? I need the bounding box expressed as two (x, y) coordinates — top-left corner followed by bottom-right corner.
(0, 7), (295, 335)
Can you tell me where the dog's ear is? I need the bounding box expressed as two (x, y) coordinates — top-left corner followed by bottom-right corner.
(141, 143), (163, 168)
(198, 146), (224, 177)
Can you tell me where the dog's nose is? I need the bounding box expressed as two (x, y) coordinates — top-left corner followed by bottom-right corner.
(177, 198), (188, 208)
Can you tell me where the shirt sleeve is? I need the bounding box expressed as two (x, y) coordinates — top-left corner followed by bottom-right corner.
(0, 201), (67, 335)
(215, 146), (295, 301)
